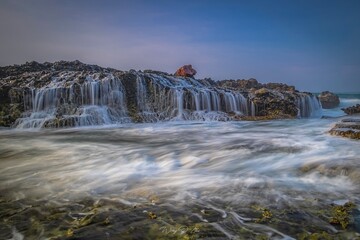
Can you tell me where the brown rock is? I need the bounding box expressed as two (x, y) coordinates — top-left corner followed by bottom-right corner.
(174, 65), (197, 78)
(329, 117), (360, 140)
(263, 83), (295, 92)
(318, 91), (340, 109)
(342, 104), (360, 115)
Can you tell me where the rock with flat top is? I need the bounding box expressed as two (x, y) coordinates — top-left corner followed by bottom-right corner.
(329, 116), (360, 139)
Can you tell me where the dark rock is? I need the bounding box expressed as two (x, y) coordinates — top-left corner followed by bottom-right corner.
(0, 86), (23, 127)
(342, 104), (360, 115)
(217, 78), (261, 90)
(174, 65), (197, 78)
(318, 91), (340, 109)
(143, 70), (170, 76)
(247, 88), (299, 119)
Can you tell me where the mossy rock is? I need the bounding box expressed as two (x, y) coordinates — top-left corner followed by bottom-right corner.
(329, 202), (356, 229)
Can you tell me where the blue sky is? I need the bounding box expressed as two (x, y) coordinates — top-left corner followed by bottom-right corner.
(0, 0), (359, 92)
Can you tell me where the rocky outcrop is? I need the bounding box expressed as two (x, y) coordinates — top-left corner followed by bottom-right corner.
(216, 78), (261, 90)
(342, 104), (360, 115)
(263, 83), (295, 92)
(0, 61), (322, 128)
(329, 117), (360, 140)
(216, 79), (296, 92)
(174, 65), (197, 78)
(318, 91), (340, 109)
(217, 79), (319, 120)
(247, 88), (299, 119)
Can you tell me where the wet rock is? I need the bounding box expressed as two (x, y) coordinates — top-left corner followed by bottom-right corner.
(0, 60), (322, 127)
(329, 116), (360, 139)
(248, 88), (299, 119)
(318, 91), (340, 109)
(217, 78), (261, 90)
(174, 64), (197, 78)
(143, 69), (170, 76)
(342, 104), (360, 115)
(0, 102), (23, 127)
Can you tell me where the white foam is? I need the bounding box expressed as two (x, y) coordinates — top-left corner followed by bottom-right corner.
(1, 119), (359, 206)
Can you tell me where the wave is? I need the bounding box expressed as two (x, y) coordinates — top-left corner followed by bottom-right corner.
(320, 93), (360, 118)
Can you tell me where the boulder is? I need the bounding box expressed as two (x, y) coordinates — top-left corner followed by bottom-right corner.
(318, 91), (340, 109)
(174, 65), (197, 78)
(342, 104), (360, 115)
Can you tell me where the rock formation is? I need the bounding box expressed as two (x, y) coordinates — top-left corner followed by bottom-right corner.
(342, 104), (360, 115)
(329, 117), (360, 139)
(174, 65), (197, 78)
(318, 91), (340, 109)
(0, 61), (322, 128)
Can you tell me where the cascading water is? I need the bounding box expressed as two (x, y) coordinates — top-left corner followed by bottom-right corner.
(296, 94), (322, 118)
(15, 74), (130, 128)
(251, 101), (256, 117)
(11, 70), (322, 128)
(133, 73), (249, 122)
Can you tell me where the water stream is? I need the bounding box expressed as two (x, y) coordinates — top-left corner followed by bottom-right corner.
(1, 115), (360, 239)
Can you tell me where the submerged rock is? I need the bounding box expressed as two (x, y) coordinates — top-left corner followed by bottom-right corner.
(174, 64), (197, 78)
(342, 104), (360, 115)
(318, 91), (340, 109)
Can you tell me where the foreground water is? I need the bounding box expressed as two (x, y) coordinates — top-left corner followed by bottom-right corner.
(1, 117), (360, 239)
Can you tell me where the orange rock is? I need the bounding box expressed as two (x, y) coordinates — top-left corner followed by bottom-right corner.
(174, 64), (197, 78)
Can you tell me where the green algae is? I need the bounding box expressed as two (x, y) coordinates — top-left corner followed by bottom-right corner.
(329, 202), (355, 229)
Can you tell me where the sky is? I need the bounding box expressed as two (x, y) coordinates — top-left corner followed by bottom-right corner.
(0, 0), (359, 92)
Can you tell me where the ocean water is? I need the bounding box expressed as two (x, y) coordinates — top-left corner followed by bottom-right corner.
(0, 94), (360, 239)
(321, 93), (360, 118)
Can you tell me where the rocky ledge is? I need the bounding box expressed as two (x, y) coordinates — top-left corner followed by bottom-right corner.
(0, 61), (322, 128)
(329, 116), (360, 140)
(342, 104), (360, 115)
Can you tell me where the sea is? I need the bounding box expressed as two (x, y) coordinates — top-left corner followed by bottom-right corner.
(0, 93), (359, 239)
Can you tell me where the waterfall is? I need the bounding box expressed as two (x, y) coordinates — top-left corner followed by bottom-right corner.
(175, 89), (184, 119)
(296, 94), (322, 118)
(132, 73), (249, 122)
(10, 70), (322, 128)
(251, 101), (256, 117)
(14, 74), (130, 128)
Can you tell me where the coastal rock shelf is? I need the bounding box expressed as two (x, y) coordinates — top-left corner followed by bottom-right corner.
(0, 60), (322, 128)
(330, 116), (360, 139)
